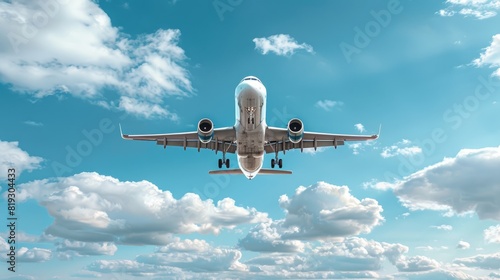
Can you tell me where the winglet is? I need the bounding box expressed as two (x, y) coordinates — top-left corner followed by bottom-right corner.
(377, 124), (382, 138)
(119, 123), (128, 139)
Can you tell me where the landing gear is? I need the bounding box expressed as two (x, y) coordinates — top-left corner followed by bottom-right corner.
(218, 143), (230, 168)
(271, 158), (283, 169)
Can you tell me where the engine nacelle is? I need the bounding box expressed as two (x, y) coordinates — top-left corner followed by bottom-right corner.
(197, 118), (214, 144)
(287, 118), (304, 144)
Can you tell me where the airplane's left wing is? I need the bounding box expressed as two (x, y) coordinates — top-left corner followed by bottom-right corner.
(120, 125), (237, 153)
(265, 126), (379, 153)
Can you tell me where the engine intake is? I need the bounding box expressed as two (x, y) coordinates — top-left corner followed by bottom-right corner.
(287, 118), (304, 143)
(198, 118), (214, 143)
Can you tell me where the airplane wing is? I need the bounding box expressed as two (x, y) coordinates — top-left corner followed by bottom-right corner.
(264, 126), (379, 153)
(120, 125), (237, 153)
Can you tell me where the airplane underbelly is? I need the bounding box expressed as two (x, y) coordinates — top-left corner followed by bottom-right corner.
(238, 155), (263, 173)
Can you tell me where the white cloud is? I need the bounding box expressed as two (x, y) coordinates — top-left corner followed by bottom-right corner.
(381, 139), (422, 158)
(354, 123), (365, 133)
(0, 0), (192, 119)
(484, 225), (500, 243)
(56, 240), (117, 258)
(88, 239), (247, 276)
(438, 0), (500, 19)
(278, 182), (384, 240)
(456, 240), (471, 249)
(24, 120), (43, 126)
(474, 34), (500, 77)
(17, 172), (268, 244)
(454, 252), (500, 269)
(348, 141), (374, 155)
(395, 269), (482, 280)
(315, 99), (343, 111)
(362, 179), (397, 191)
(389, 146), (500, 220)
(253, 34), (313, 56)
(137, 239), (247, 272)
(0, 140), (43, 179)
(303, 147), (327, 155)
(395, 255), (440, 272)
(238, 221), (305, 252)
(17, 247), (52, 263)
(431, 224), (453, 231)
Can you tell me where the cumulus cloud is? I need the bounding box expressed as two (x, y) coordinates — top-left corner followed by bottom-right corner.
(17, 247), (52, 263)
(395, 255), (440, 272)
(0, 140), (43, 179)
(474, 34), (500, 77)
(381, 139), (422, 158)
(16, 172), (268, 244)
(484, 225), (500, 243)
(238, 221), (305, 252)
(0, 0), (192, 119)
(389, 146), (500, 220)
(456, 240), (471, 249)
(88, 239), (246, 277)
(395, 269), (481, 280)
(137, 239), (247, 272)
(454, 252), (500, 269)
(278, 182), (384, 240)
(438, 0), (500, 19)
(315, 99), (343, 111)
(253, 34), (313, 56)
(56, 240), (117, 259)
(239, 182), (384, 252)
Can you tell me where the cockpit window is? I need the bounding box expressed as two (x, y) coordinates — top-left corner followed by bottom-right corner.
(241, 76), (261, 83)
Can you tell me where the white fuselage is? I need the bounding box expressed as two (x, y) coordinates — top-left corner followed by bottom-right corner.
(234, 77), (267, 179)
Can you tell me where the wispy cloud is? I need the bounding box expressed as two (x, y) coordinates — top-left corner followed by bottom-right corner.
(253, 34), (314, 56)
(24, 120), (43, 127)
(354, 123), (365, 133)
(474, 34), (500, 77)
(431, 225), (453, 231)
(381, 139), (422, 158)
(315, 99), (343, 111)
(438, 0), (500, 19)
(0, 0), (192, 119)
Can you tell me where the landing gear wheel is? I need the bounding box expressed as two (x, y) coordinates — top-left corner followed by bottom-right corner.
(218, 159), (223, 169)
(225, 159), (230, 168)
(271, 159), (276, 168)
(278, 159), (283, 169)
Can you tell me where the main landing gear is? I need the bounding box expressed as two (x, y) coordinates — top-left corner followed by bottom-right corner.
(217, 141), (230, 168)
(218, 158), (230, 168)
(271, 157), (283, 169)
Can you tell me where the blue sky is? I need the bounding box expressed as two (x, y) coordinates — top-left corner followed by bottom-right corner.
(1, 0), (500, 279)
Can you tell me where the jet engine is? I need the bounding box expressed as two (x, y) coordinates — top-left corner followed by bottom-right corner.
(287, 118), (304, 143)
(198, 118), (214, 143)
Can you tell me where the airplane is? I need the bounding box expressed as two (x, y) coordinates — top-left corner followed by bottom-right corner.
(120, 76), (379, 179)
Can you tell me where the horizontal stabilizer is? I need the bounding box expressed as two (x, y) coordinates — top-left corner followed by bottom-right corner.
(209, 169), (292, 175)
